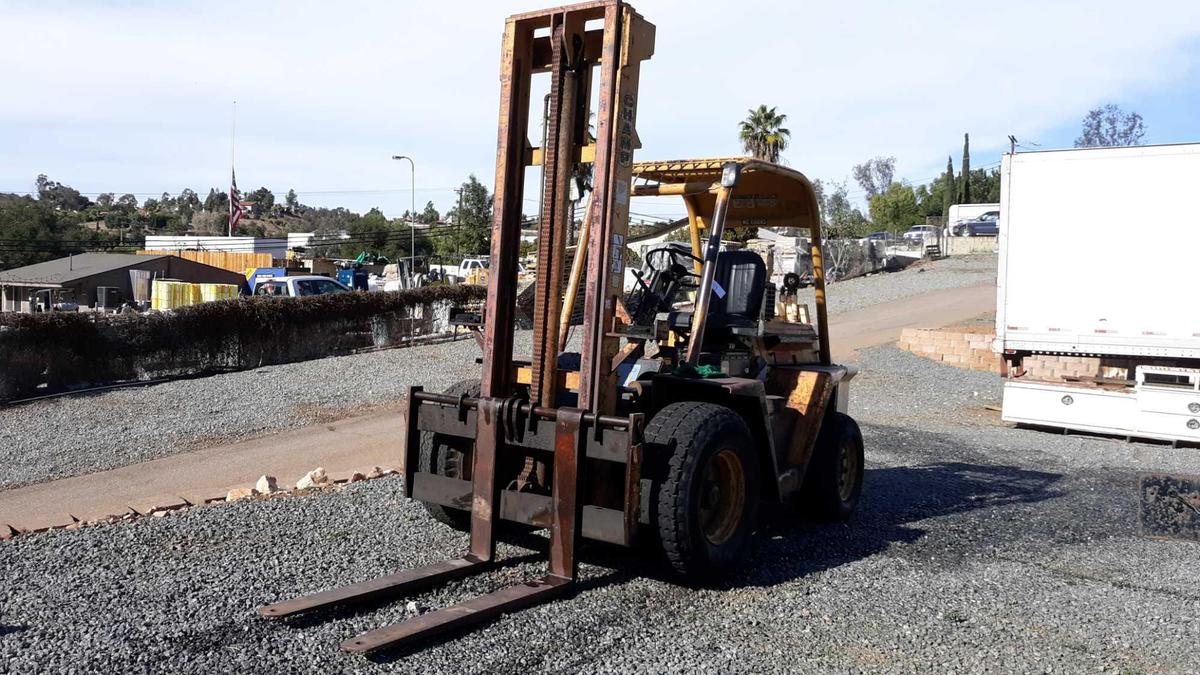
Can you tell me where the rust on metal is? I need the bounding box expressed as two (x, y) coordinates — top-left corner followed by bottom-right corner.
(480, 10), (534, 399)
(578, 1), (655, 416)
(257, 556), (490, 619)
(340, 577), (572, 654)
(549, 408), (587, 579)
(401, 385), (424, 498)
(469, 397), (504, 561)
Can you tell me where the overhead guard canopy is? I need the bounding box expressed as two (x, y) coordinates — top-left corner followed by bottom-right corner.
(631, 157), (822, 232)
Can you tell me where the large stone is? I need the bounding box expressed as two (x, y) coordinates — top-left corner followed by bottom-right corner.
(295, 467), (329, 491)
(349, 471), (367, 483)
(255, 475), (279, 494)
(226, 487), (259, 502)
(367, 466), (385, 479)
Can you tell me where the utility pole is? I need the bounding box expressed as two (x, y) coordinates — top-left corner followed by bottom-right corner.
(453, 187), (464, 263)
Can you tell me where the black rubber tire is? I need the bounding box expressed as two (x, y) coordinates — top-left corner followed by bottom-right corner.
(418, 379), (479, 531)
(801, 412), (864, 522)
(647, 401), (760, 584)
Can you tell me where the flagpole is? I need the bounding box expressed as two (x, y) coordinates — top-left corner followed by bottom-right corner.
(229, 100), (237, 237)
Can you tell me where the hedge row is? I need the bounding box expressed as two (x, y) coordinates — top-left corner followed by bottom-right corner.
(0, 285), (486, 402)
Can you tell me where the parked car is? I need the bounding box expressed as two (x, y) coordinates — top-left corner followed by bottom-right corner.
(253, 275), (351, 297)
(902, 225), (937, 242)
(953, 210), (1000, 236)
(865, 231), (894, 241)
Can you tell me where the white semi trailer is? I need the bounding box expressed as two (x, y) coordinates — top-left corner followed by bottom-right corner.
(995, 143), (1200, 444)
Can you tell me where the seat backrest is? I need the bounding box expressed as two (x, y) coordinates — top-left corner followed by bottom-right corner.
(710, 250), (766, 324)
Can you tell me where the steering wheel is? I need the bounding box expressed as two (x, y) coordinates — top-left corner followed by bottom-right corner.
(643, 246), (703, 278)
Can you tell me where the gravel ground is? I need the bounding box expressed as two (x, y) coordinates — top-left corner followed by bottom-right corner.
(3, 344), (1198, 673)
(0, 338), (488, 490)
(0, 255), (996, 490)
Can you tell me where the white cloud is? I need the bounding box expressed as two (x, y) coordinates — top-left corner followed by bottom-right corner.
(1, 0), (1198, 215)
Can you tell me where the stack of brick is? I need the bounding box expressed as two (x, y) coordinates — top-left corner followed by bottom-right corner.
(897, 327), (1001, 374)
(898, 326), (1142, 381)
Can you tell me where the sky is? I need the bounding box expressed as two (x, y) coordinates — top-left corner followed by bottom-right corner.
(2, 0), (1199, 221)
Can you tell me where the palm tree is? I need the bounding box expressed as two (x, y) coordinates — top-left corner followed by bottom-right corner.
(738, 105), (791, 163)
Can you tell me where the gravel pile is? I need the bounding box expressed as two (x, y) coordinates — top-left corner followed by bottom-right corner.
(799, 254), (996, 315)
(3, 343), (1198, 673)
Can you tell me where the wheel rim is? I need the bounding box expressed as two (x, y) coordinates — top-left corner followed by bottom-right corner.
(837, 439), (859, 503)
(699, 448), (746, 545)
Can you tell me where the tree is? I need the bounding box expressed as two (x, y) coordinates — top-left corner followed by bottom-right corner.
(441, 175), (492, 258)
(285, 188), (299, 212)
(190, 210), (226, 236)
(418, 200), (440, 224)
(941, 155), (955, 218)
(35, 174), (91, 211)
(203, 188), (227, 213)
(1075, 104), (1145, 148)
(738, 105), (791, 163)
(95, 193), (114, 210)
(246, 187), (275, 218)
(959, 133), (971, 204)
(868, 182), (921, 233)
(851, 157), (896, 200)
(116, 194), (138, 211)
(177, 188), (200, 224)
(811, 179), (869, 281)
(965, 167), (1001, 203)
(817, 179), (869, 237)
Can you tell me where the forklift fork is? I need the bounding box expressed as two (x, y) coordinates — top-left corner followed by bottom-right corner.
(257, 398), (588, 653)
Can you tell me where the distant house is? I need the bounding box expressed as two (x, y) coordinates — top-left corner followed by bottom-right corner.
(0, 253), (246, 313)
(144, 235), (289, 258)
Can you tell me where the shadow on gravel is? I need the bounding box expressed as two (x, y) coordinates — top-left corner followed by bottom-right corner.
(742, 426), (1064, 588)
(0, 624), (28, 637)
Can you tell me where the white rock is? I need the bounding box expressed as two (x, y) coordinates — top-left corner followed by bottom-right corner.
(295, 467), (329, 490)
(367, 466), (385, 479)
(255, 475), (279, 494)
(349, 471), (367, 483)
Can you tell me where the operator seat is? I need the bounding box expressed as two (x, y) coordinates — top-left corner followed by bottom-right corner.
(668, 249), (767, 339)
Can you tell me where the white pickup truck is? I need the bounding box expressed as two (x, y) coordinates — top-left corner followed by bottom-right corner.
(429, 257), (489, 281)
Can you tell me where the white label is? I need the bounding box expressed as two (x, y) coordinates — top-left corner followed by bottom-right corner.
(615, 181), (629, 205)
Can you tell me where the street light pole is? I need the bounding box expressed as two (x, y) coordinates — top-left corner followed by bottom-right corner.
(391, 155), (416, 284)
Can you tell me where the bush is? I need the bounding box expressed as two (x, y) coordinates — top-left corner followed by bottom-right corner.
(0, 285), (486, 402)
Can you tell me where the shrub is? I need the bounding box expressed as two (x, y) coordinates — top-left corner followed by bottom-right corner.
(0, 285), (486, 402)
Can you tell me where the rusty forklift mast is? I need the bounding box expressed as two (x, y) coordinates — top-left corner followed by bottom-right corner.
(259, 0), (656, 653)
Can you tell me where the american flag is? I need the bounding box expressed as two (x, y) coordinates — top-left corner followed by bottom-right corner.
(229, 169), (243, 234)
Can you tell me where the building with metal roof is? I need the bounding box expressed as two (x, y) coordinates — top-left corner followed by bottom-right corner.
(0, 253), (246, 312)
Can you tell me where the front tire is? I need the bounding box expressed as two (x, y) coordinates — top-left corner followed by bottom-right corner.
(801, 412), (864, 521)
(417, 379), (479, 532)
(647, 402), (760, 584)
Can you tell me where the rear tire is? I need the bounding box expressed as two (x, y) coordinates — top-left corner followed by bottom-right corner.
(647, 402), (760, 584)
(801, 412), (864, 522)
(418, 379), (479, 532)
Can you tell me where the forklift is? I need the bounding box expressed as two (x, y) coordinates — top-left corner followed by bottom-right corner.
(259, 0), (863, 653)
